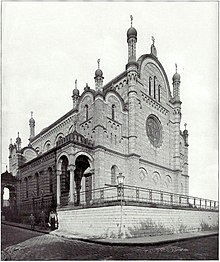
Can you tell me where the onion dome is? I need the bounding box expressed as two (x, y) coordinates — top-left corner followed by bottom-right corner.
(127, 15), (137, 41)
(172, 64), (181, 82)
(73, 79), (79, 96)
(29, 111), (35, 124)
(95, 68), (103, 77)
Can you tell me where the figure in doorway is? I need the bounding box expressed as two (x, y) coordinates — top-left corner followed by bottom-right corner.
(49, 210), (57, 230)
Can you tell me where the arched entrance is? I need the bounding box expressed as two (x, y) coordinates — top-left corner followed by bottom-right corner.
(74, 155), (92, 205)
(1, 170), (17, 221)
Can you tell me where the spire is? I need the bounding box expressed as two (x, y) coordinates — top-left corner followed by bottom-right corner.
(150, 36), (157, 57)
(94, 59), (104, 91)
(72, 79), (80, 108)
(127, 15), (137, 63)
(29, 111), (35, 139)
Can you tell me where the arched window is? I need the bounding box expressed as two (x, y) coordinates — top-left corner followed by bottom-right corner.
(111, 165), (118, 185)
(158, 85), (161, 102)
(48, 167), (53, 193)
(61, 157), (69, 192)
(154, 76), (157, 99)
(25, 177), (28, 198)
(149, 77), (152, 96)
(35, 173), (39, 196)
(112, 104), (116, 120)
(85, 105), (88, 121)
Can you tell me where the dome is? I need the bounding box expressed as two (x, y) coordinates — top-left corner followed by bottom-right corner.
(95, 68), (103, 77)
(172, 72), (180, 82)
(73, 88), (79, 96)
(127, 27), (137, 40)
(29, 117), (35, 124)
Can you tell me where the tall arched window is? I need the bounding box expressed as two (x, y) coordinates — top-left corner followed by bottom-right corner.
(149, 77), (152, 96)
(111, 165), (118, 185)
(154, 76), (157, 99)
(112, 104), (116, 120)
(85, 105), (88, 121)
(35, 173), (39, 196)
(48, 167), (53, 193)
(61, 157), (69, 192)
(158, 85), (161, 102)
(25, 177), (28, 198)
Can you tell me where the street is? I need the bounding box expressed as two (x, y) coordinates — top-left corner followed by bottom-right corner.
(1, 224), (218, 260)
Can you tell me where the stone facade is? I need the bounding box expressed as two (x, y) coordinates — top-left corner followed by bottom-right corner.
(7, 20), (189, 217)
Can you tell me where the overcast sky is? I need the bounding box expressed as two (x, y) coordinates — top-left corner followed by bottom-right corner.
(2, 2), (218, 200)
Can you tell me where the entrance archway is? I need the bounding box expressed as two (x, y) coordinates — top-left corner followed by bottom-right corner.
(74, 155), (91, 205)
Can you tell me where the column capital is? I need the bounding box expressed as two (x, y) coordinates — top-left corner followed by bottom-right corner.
(68, 164), (76, 172)
(57, 170), (62, 176)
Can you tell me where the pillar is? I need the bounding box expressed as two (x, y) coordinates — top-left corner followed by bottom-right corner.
(56, 170), (61, 206)
(68, 165), (75, 204)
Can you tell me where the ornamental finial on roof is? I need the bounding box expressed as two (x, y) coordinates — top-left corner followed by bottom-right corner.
(152, 36), (155, 45)
(97, 59), (100, 69)
(31, 111), (33, 118)
(75, 79), (77, 89)
(130, 15), (133, 27)
(184, 123), (187, 130)
(175, 63), (178, 73)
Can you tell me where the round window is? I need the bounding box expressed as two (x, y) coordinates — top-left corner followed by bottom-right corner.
(146, 115), (162, 147)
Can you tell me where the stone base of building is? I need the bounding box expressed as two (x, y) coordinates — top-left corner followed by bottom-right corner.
(54, 205), (218, 239)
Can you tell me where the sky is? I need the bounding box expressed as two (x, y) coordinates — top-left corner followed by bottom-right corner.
(1, 2), (218, 200)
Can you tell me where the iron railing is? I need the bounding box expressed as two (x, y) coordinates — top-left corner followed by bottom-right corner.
(60, 184), (219, 211)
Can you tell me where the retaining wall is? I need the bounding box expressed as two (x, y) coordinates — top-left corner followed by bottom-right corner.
(56, 205), (218, 239)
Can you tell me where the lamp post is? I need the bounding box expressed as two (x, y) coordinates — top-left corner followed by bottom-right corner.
(117, 173), (125, 238)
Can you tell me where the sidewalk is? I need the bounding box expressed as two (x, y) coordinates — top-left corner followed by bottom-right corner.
(2, 220), (51, 234)
(2, 220), (218, 246)
(51, 229), (219, 246)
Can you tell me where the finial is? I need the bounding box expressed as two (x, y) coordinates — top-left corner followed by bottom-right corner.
(152, 36), (155, 45)
(184, 123), (187, 130)
(17, 132), (19, 138)
(31, 111), (33, 118)
(97, 59), (100, 69)
(175, 63), (177, 73)
(75, 79), (77, 89)
(130, 15), (133, 27)
(10, 138), (12, 144)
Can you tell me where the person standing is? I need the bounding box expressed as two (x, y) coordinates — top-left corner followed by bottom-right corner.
(30, 213), (35, 230)
(49, 211), (57, 230)
(40, 210), (46, 229)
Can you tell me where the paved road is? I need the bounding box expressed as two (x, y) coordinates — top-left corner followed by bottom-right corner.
(1, 224), (218, 260)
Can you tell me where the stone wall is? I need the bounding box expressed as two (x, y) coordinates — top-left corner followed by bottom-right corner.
(56, 205), (218, 239)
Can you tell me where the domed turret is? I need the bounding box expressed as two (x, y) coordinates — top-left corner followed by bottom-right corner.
(172, 64), (181, 101)
(172, 72), (181, 82)
(29, 111), (35, 140)
(127, 26), (137, 41)
(94, 59), (104, 91)
(127, 15), (137, 63)
(72, 79), (80, 108)
(16, 132), (21, 151)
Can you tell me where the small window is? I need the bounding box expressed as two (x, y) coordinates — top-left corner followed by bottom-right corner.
(158, 85), (161, 102)
(112, 104), (116, 120)
(25, 177), (28, 198)
(35, 173), (39, 196)
(149, 77), (152, 96)
(85, 105), (88, 121)
(48, 167), (53, 193)
(154, 76), (157, 99)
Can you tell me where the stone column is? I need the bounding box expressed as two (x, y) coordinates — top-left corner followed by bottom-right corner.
(56, 170), (61, 206)
(68, 165), (76, 204)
